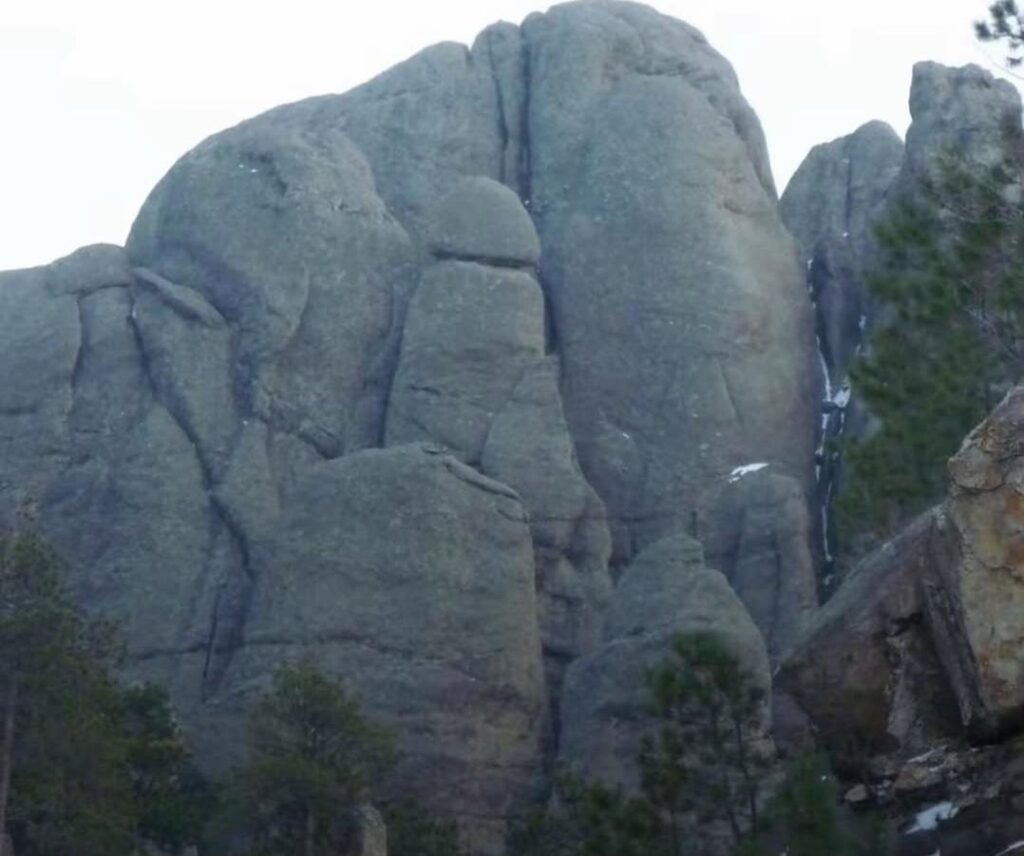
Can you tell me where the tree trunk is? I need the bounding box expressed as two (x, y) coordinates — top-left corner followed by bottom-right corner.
(303, 805), (315, 856)
(0, 677), (17, 843)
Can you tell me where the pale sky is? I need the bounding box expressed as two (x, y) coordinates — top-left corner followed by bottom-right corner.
(1, 0), (1018, 271)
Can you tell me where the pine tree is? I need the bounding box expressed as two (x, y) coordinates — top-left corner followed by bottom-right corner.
(839, 155), (1024, 547)
(384, 801), (463, 856)
(227, 660), (394, 856)
(0, 531), (133, 856)
(977, 1), (1024, 66)
(510, 632), (768, 856)
(0, 531), (213, 856)
(119, 683), (214, 851)
(642, 632), (770, 852)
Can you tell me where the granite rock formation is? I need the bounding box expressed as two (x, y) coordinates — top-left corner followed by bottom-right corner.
(781, 62), (1024, 573)
(559, 533), (772, 789)
(944, 387), (1024, 730)
(780, 388), (1024, 756)
(0, 1), (832, 850)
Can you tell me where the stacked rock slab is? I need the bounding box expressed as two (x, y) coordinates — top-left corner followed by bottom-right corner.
(779, 388), (1024, 752)
(559, 534), (772, 852)
(560, 534), (772, 784)
(776, 511), (964, 755)
(0, 2), (826, 851)
(386, 176), (613, 702)
(944, 387), (1024, 730)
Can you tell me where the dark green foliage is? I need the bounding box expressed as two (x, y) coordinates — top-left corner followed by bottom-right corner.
(0, 532), (214, 856)
(385, 801), (463, 856)
(0, 532), (135, 856)
(839, 156), (1024, 547)
(643, 632), (769, 848)
(120, 683), (214, 851)
(225, 660), (394, 856)
(764, 753), (843, 856)
(507, 771), (664, 856)
(510, 632), (767, 856)
(738, 753), (892, 856)
(977, 1), (1024, 66)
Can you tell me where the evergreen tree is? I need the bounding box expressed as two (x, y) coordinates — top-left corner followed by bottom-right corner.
(0, 531), (213, 856)
(384, 801), (463, 856)
(507, 771), (664, 856)
(642, 632), (770, 852)
(227, 660), (394, 856)
(0, 531), (136, 856)
(839, 155), (1024, 546)
(510, 632), (768, 856)
(765, 753), (844, 856)
(120, 683), (214, 851)
(977, 1), (1024, 66)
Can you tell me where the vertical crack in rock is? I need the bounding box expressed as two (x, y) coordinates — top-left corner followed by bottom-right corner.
(201, 497), (256, 697)
(519, 25), (535, 207)
(482, 36), (511, 187)
(127, 284), (255, 697)
(69, 296), (87, 400)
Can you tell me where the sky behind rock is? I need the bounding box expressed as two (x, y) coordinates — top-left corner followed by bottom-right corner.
(1, 0), (1018, 270)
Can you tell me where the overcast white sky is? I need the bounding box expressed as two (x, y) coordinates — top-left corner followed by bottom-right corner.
(0, 0), (1019, 271)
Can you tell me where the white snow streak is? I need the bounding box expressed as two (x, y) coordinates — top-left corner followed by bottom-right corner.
(729, 463), (769, 483)
(906, 801), (957, 834)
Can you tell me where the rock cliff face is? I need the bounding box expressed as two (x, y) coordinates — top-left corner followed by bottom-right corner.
(559, 533), (772, 786)
(0, 1), (827, 850)
(778, 388), (1024, 855)
(777, 64), (1024, 758)
(781, 62), (1024, 574)
(10, 0), (1024, 851)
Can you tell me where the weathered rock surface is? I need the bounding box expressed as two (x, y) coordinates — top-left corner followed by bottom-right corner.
(707, 468), (819, 659)
(0, 3), (832, 852)
(559, 534), (772, 788)
(944, 387), (1024, 729)
(480, 358), (613, 698)
(127, 118), (416, 458)
(213, 444), (546, 854)
(903, 62), (1024, 183)
(778, 511), (962, 756)
(524, 1), (820, 576)
(781, 121), (903, 384)
(781, 387), (1024, 755)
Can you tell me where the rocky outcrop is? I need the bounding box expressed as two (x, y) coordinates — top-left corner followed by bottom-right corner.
(943, 387), (1024, 730)
(523, 2), (820, 579)
(903, 62), (1024, 183)
(0, 2), (825, 851)
(781, 386), (1024, 758)
(707, 468), (819, 659)
(782, 62), (1024, 570)
(777, 511), (962, 756)
(222, 444), (546, 854)
(559, 534), (772, 788)
(781, 121), (903, 385)
(384, 177), (612, 701)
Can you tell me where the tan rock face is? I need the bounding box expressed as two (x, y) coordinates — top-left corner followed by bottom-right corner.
(776, 511), (962, 755)
(947, 387), (1024, 726)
